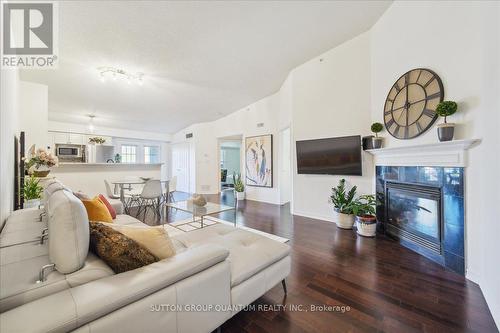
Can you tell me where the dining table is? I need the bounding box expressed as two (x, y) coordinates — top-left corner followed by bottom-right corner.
(110, 178), (170, 204)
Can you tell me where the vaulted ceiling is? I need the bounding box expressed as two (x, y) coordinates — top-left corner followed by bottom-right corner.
(21, 1), (391, 133)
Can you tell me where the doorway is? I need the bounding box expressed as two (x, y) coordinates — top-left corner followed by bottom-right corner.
(171, 142), (191, 193)
(218, 137), (242, 192)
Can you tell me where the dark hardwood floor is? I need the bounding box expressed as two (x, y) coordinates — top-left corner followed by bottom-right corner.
(135, 191), (498, 333)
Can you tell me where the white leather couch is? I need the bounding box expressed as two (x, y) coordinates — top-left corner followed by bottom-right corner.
(0, 180), (290, 333)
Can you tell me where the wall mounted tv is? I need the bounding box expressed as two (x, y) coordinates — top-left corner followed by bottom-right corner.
(296, 135), (362, 176)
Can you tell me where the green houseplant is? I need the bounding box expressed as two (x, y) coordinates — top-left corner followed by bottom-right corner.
(330, 179), (357, 229)
(351, 194), (377, 237)
(233, 172), (245, 201)
(370, 122), (384, 149)
(436, 101), (457, 141)
(88, 137), (106, 144)
(24, 176), (43, 208)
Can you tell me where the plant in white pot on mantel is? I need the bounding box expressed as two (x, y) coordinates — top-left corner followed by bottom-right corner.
(24, 176), (43, 209)
(233, 172), (245, 201)
(330, 179), (357, 229)
(351, 194), (377, 237)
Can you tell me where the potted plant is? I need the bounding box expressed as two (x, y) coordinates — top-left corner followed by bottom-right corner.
(233, 172), (245, 200)
(370, 122), (384, 149)
(351, 194), (377, 237)
(23, 176), (43, 208)
(436, 101), (457, 141)
(25, 147), (58, 177)
(330, 179), (357, 229)
(88, 137), (106, 144)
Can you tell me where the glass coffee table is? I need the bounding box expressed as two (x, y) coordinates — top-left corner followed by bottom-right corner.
(165, 200), (236, 228)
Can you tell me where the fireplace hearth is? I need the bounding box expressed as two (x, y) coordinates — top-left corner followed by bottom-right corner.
(376, 166), (465, 275)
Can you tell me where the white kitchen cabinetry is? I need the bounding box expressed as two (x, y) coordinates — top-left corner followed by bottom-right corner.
(51, 132), (84, 145)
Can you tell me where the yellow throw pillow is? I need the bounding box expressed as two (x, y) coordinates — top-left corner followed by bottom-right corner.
(109, 225), (176, 259)
(82, 197), (113, 223)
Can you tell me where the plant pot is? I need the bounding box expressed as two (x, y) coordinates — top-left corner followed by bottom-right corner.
(333, 208), (355, 229)
(355, 215), (377, 237)
(437, 123), (455, 142)
(371, 137), (384, 149)
(236, 191), (245, 201)
(24, 199), (41, 209)
(33, 170), (50, 178)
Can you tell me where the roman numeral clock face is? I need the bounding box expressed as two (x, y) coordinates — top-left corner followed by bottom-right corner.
(384, 69), (444, 139)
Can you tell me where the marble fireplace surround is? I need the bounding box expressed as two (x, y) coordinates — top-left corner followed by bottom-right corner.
(366, 139), (480, 275)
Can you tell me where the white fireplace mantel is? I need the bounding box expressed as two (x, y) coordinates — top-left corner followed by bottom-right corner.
(365, 139), (481, 167)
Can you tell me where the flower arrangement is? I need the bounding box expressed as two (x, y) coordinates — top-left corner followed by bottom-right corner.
(89, 137), (106, 144)
(25, 147), (58, 176)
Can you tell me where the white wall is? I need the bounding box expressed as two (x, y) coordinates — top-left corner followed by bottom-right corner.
(173, 91), (290, 204)
(291, 32), (374, 222)
(19, 81), (49, 153)
(0, 69), (20, 228)
(370, 1), (500, 326)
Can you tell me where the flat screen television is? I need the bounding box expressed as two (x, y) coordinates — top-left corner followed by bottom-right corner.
(296, 135), (362, 176)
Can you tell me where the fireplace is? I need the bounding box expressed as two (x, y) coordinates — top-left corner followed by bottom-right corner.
(386, 182), (442, 254)
(376, 166), (465, 274)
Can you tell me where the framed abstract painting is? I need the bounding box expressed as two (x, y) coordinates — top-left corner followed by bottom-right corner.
(245, 134), (273, 188)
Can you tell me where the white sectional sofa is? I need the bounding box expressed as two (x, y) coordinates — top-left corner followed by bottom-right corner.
(0, 180), (290, 333)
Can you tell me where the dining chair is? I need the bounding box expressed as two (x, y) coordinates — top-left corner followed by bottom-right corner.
(168, 176), (177, 202)
(104, 180), (120, 199)
(135, 180), (162, 219)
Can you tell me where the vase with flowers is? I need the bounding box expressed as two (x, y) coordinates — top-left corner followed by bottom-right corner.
(25, 147), (59, 177)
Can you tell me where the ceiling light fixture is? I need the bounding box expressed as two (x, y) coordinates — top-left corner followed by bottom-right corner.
(88, 114), (96, 133)
(97, 66), (144, 85)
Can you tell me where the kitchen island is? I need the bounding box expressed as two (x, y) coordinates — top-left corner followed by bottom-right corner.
(51, 163), (164, 196)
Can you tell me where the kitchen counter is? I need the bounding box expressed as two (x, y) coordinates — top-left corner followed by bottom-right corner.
(51, 163), (164, 195)
(58, 163), (163, 166)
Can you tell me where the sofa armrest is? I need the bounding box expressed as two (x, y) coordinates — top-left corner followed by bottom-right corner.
(108, 199), (123, 215)
(0, 244), (229, 333)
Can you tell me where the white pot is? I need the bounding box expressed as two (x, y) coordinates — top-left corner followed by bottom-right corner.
(236, 191), (245, 201)
(333, 209), (355, 229)
(355, 218), (377, 237)
(24, 199), (40, 209)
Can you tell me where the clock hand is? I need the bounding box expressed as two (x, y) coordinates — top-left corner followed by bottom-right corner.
(408, 97), (427, 106)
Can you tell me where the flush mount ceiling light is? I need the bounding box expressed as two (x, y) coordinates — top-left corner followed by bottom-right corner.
(97, 66), (144, 85)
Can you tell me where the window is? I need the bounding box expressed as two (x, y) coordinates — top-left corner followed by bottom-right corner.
(121, 145), (137, 163)
(144, 146), (160, 164)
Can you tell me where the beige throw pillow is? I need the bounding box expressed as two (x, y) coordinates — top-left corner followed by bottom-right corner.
(109, 225), (176, 259)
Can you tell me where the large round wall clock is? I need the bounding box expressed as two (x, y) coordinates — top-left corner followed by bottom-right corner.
(383, 68), (444, 139)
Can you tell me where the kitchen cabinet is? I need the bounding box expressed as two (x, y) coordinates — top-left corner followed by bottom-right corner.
(51, 132), (84, 145)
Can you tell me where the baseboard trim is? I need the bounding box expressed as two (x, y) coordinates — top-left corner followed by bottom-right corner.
(292, 210), (335, 223)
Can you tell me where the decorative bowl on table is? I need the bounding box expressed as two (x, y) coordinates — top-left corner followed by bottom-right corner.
(140, 177), (152, 182)
(191, 194), (207, 207)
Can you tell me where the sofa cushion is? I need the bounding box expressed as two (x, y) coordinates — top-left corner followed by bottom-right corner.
(81, 197), (113, 223)
(0, 251), (113, 313)
(172, 224), (290, 287)
(113, 214), (145, 226)
(98, 194), (117, 219)
(89, 222), (158, 273)
(47, 190), (89, 274)
(1, 208), (45, 234)
(109, 224), (176, 259)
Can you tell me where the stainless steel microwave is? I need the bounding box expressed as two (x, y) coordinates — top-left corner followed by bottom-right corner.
(56, 145), (82, 158)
